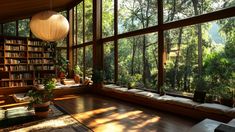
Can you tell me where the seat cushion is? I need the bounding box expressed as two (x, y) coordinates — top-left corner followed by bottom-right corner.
(135, 91), (160, 98)
(127, 89), (143, 94)
(195, 103), (231, 115)
(167, 97), (200, 108)
(152, 95), (176, 102)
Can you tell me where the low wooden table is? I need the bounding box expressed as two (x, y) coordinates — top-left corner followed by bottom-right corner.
(188, 118), (235, 132)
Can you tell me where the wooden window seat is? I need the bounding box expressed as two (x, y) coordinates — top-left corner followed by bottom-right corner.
(94, 84), (235, 122)
(0, 84), (87, 109)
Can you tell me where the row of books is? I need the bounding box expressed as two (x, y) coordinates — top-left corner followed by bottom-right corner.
(6, 59), (27, 64)
(28, 47), (44, 51)
(0, 82), (9, 87)
(10, 73), (32, 79)
(28, 59), (53, 63)
(5, 65), (28, 71)
(28, 53), (52, 58)
(5, 40), (26, 44)
(5, 45), (27, 51)
(29, 65), (55, 71)
(5, 52), (26, 57)
(28, 41), (42, 46)
(9, 82), (28, 87)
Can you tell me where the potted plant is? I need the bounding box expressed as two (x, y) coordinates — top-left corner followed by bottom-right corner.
(55, 51), (68, 79)
(26, 79), (56, 118)
(73, 65), (82, 84)
(91, 69), (104, 90)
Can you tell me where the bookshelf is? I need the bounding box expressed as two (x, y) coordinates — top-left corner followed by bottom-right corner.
(0, 37), (55, 93)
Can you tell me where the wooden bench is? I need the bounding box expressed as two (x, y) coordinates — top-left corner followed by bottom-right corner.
(93, 84), (235, 122)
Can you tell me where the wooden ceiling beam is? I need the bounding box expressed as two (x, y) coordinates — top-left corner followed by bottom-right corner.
(0, 0), (82, 23)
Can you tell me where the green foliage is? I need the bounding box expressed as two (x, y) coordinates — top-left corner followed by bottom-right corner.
(128, 74), (142, 88)
(74, 65), (82, 75)
(26, 79), (56, 109)
(56, 51), (68, 73)
(203, 47), (235, 99)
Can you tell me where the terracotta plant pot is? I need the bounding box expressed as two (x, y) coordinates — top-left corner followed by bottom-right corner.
(74, 74), (80, 84)
(58, 72), (65, 79)
(33, 101), (50, 118)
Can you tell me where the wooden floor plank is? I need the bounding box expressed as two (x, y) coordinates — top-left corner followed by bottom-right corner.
(55, 94), (197, 132)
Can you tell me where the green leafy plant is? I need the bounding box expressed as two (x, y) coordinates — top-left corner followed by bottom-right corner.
(128, 74), (142, 88)
(55, 51), (68, 73)
(74, 65), (82, 75)
(26, 79), (56, 109)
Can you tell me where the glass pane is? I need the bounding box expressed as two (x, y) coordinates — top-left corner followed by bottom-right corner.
(204, 0), (234, 14)
(76, 3), (84, 44)
(74, 48), (84, 77)
(85, 45), (93, 78)
(164, 0), (235, 23)
(77, 48), (84, 73)
(164, 26), (198, 96)
(118, 0), (158, 34)
(18, 19), (30, 37)
(104, 42), (114, 83)
(118, 33), (158, 90)
(3, 21), (16, 36)
(102, 0), (114, 38)
(202, 17), (235, 100)
(164, 17), (235, 98)
(85, 0), (93, 42)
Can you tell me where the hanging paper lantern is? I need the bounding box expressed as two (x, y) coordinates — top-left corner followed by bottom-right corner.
(30, 10), (69, 42)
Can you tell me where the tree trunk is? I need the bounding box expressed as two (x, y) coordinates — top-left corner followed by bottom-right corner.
(130, 17), (136, 75)
(192, 0), (203, 80)
(143, 35), (147, 85)
(172, 28), (183, 88)
(184, 47), (190, 91)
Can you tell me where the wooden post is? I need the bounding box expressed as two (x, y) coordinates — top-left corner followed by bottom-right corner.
(157, 0), (164, 93)
(67, 9), (74, 78)
(114, 0), (118, 83)
(93, 0), (103, 70)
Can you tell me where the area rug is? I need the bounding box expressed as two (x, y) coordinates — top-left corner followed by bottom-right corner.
(0, 105), (92, 132)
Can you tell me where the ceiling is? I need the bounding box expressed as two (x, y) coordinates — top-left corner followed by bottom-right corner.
(0, 0), (82, 23)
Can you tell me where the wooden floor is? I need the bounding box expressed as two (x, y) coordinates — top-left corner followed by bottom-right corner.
(54, 94), (197, 132)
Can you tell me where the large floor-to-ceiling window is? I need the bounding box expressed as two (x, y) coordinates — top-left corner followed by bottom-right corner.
(72, 0), (235, 97)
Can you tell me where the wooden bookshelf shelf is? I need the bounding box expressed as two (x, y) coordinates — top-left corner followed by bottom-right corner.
(5, 50), (28, 52)
(5, 57), (27, 59)
(0, 79), (34, 81)
(28, 51), (44, 53)
(0, 37), (56, 91)
(4, 63), (28, 65)
(5, 43), (27, 46)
